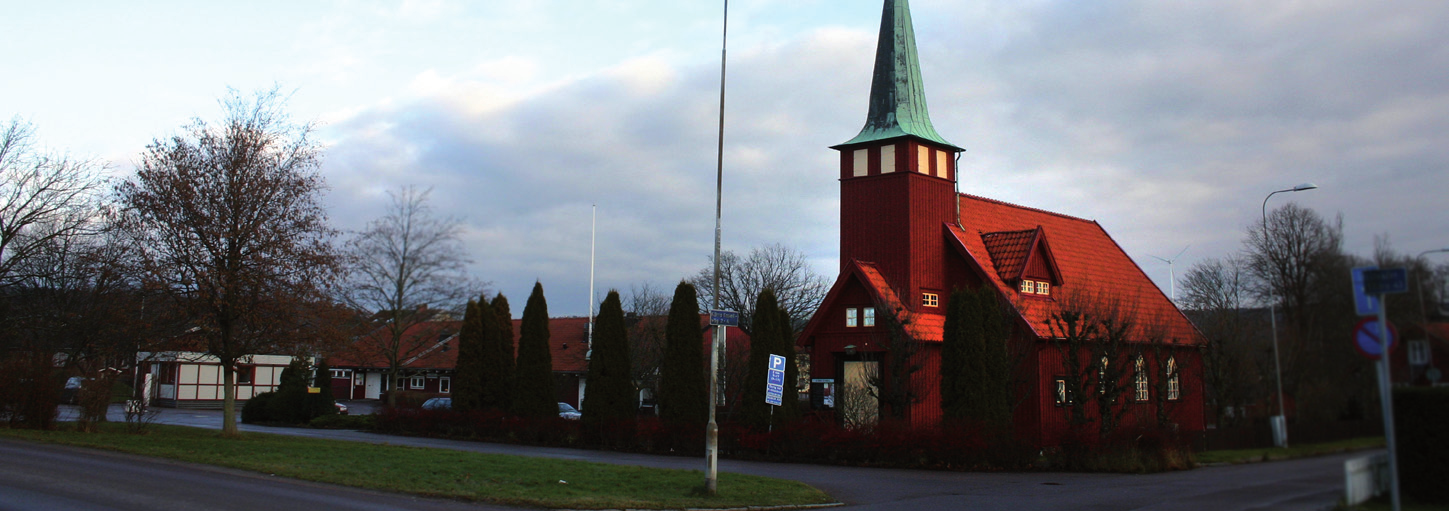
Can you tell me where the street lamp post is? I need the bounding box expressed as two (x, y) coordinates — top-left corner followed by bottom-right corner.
(1261, 182), (1317, 448)
(1416, 248), (1449, 325)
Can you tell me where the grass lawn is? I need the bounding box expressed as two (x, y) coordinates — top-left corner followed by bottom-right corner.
(1195, 437), (1385, 465)
(0, 423), (835, 510)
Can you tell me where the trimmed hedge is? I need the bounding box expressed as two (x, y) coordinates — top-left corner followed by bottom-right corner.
(1394, 386), (1449, 505)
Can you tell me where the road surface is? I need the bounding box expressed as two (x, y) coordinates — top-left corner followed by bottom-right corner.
(17, 403), (1358, 511)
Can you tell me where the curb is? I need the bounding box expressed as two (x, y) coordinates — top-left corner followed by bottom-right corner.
(566, 503), (845, 511)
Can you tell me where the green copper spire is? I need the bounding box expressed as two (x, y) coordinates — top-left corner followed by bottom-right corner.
(837, 0), (960, 151)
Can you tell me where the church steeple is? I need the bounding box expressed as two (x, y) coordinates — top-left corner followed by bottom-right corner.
(837, 0), (960, 151)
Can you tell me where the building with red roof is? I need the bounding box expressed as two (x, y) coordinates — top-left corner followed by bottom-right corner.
(797, 0), (1205, 446)
(327, 309), (749, 412)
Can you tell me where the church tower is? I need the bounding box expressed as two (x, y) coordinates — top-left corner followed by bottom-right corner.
(832, 0), (962, 312)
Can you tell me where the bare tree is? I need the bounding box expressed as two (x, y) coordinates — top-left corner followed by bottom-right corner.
(0, 118), (106, 290)
(116, 87), (339, 435)
(625, 282), (672, 408)
(343, 186), (475, 404)
(1180, 256), (1262, 426)
(1245, 203), (1367, 422)
(690, 243), (829, 335)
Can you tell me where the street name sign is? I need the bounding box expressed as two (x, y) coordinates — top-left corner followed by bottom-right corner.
(1362, 268), (1408, 295)
(709, 309), (739, 326)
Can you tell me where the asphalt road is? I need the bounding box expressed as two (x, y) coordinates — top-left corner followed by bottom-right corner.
(22, 403), (1362, 511)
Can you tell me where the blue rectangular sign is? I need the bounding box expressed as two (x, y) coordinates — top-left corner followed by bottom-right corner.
(709, 309), (739, 326)
(1363, 268), (1408, 295)
(765, 354), (786, 406)
(1352, 267), (1381, 316)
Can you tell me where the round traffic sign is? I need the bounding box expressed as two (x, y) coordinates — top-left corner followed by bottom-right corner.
(1352, 317), (1398, 360)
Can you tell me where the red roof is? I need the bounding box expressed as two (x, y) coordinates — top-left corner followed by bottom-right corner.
(331, 315), (594, 373)
(949, 193), (1202, 344)
(980, 229), (1036, 281)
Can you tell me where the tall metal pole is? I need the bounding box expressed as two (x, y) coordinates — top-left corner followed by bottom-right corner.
(1375, 296), (1402, 511)
(1416, 249), (1449, 325)
(1261, 183), (1316, 447)
(705, 0), (729, 496)
(588, 205), (596, 350)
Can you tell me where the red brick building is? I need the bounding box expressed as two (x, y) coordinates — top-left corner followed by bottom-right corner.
(796, 0), (1205, 447)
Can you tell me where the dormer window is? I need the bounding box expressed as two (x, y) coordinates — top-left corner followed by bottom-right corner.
(1020, 279), (1052, 296)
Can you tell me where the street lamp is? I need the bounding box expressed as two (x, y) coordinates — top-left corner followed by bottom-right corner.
(1262, 182), (1317, 448)
(1417, 248), (1449, 324)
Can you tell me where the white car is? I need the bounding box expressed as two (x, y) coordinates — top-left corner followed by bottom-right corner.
(557, 402), (581, 420)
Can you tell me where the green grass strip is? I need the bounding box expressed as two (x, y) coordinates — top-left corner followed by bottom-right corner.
(1194, 436), (1385, 465)
(0, 423), (834, 510)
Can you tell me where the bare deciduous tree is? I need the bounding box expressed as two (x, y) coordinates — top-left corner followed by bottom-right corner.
(625, 282), (672, 408)
(1180, 256), (1262, 426)
(691, 243), (829, 335)
(343, 185), (476, 404)
(117, 87), (339, 435)
(0, 118), (106, 290)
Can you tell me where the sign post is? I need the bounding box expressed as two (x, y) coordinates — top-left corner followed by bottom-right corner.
(765, 354), (785, 432)
(706, 309), (736, 495)
(1355, 266), (1407, 511)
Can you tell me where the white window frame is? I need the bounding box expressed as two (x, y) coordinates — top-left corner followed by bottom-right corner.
(1020, 280), (1034, 293)
(409, 375), (425, 389)
(439, 376), (451, 393)
(1134, 357), (1149, 402)
(1036, 281), (1051, 295)
(1408, 340), (1431, 366)
(863, 307), (876, 327)
(923, 292), (939, 307)
(1098, 356), (1109, 394)
(1166, 357), (1181, 401)
(846, 308), (858, 328)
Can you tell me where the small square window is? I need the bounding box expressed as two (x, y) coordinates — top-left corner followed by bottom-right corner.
(863, 307), (876, 327)
(1408, 341), (1431, 366)
(846, 308), (858, 328)
(1020, 280), (1034, 293)
(923, 293), (939, 307)
(1036, 281), (1051, 295)
(236, 365), (254, 385)
(410, 375), (425, 389)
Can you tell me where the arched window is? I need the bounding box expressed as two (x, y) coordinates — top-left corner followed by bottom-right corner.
(1166, 357), (1181, 401)
(1134, 356), (1149, 402)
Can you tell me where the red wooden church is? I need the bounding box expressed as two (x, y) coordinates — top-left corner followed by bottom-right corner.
(797, 0), (1205, 447)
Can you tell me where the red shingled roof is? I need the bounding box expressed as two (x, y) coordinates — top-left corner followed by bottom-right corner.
(949, 193), (1202, 345)
(330, 315), (595, 373)
(980, 229), (1036, 281)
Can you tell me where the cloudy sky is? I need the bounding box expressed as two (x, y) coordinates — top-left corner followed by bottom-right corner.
(4, 0), (1446, 317)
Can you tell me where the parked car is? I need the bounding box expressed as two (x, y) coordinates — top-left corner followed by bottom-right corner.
(334, 401), (348, 415)
(557, 402), (581, 420)
(60, 377), (88, 405)
(421, 397), (452, 410)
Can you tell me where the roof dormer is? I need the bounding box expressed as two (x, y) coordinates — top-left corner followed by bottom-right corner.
(980, 226), (1063, 295)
